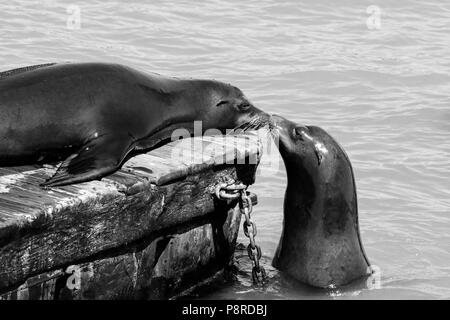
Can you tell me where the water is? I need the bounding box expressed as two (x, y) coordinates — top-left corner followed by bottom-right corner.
(1, 0), (449, 299)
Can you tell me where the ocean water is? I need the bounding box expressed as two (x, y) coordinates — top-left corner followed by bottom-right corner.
(1, 0), (449, 299)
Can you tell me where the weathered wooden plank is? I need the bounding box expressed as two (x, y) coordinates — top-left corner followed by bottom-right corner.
(0, 135), (260, 225)
(0, 205), (241, 300)
(0, 134), (262, 294)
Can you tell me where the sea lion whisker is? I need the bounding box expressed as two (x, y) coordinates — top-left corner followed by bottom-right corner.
(227, 120), (253, 135)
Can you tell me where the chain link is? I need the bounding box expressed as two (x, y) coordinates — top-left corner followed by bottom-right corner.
(215, 181), (267, 284)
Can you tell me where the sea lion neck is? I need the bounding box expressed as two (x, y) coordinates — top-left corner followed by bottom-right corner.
(285, 154), (358, 231)
(284, 160), (316, 207)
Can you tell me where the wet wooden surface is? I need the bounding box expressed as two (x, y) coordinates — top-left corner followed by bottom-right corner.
(0, 134), (262, 298)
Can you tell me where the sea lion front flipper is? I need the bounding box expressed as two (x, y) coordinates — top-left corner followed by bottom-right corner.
(41, 135), (133, 187)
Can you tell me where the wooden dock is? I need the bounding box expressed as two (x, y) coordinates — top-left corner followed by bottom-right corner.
(0, 134), (262, 299)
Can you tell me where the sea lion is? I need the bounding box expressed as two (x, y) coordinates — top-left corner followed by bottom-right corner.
(271, 115), (371, 288)
(0, 62), (269, 187)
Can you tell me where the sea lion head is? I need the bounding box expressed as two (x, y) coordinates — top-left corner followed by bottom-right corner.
(271, 114), (371, 288)
(271, 114), (336, 178)
(198, 80), (271, 133)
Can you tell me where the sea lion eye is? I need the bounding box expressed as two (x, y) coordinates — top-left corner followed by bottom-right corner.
(238, 102), (251, 110)
(216, 100), (229, 107)
(293, 127), (304, 140)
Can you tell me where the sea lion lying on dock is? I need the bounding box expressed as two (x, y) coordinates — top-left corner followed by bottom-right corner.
(0, 62), (269, 187)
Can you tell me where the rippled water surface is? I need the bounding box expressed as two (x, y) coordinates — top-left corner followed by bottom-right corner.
(1, 0), (449, 299)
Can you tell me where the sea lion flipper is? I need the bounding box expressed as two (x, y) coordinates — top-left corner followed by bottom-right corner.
(41, 156), (117, 187)
(41, 136), (133, 187)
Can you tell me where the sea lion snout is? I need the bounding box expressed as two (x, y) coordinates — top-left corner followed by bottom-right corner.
(270, 114), (313, 161)
(208, 83), (271, 132)
(237, 105), (272, 132)
(271, 114), (309, 139)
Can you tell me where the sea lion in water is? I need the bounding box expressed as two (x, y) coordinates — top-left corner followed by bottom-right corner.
(0, 62), (269, 187)
(271, 115), (370, 288)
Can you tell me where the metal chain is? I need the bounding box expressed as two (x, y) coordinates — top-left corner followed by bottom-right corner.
(215, 182), (267, 284)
